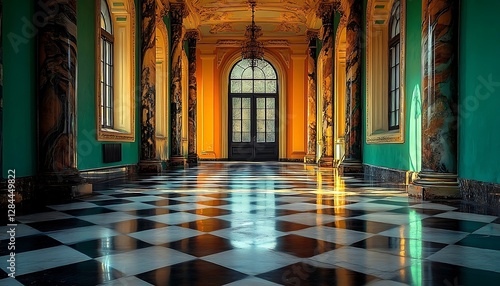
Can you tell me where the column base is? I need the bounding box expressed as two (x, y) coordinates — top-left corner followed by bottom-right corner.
(304, 154), (316, 164)
(187, 153), (199, 167)
(138, 160), (162, 173)
(338, 159), (363, 175)
(408, 172), (460, 199)
(38, 172), (93, 203)
(169, 156), (187, 169)
(318, 156), (334, 167)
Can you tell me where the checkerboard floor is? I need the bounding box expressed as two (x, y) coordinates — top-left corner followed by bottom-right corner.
(2, 162), (500, 285)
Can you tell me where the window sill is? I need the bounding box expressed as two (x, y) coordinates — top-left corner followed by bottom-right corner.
(366, 129), (404, 144)
(97, 128), (135, 142)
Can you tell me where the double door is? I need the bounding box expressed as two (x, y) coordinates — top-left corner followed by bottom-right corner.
(229, 95), (278, 161)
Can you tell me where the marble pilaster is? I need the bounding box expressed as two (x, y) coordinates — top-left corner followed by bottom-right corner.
(409, 0), (460, 199)
(139, 0), (162, 173)
(0, 0), (3, 179)
(317, 3), (334, 167)
(186, 30), (199, 167)
(339, 0), (363, 174)
(37, 0), (91, 200)
(304, 30), (318, 165)
(169, 3), (188, 167)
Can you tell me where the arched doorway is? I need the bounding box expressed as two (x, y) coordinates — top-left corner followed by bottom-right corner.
(228, 59), (279, 161)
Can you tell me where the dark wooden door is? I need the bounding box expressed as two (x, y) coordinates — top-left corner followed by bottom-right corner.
(228, 60), (278, 161)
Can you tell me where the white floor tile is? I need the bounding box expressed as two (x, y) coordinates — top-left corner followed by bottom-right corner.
(427, 245), (500, 273)
(292, 226), (373, 245)
(47, 225), (119, 244)
(16, 211), (74, 223)
(145, 212), (209, 224)
(96, 246), (195, 276)
(223, 277), (282, 286)
(276, 213), (344, 226)
(435, 211), (498, 223)
(473, 223), (500, 236)
(79, 212), (138, 225)
(354, 212), (429, 225)
(48, 202), (98, 211)
(128, 226), (202, 244)
(379, 226), (468, 244)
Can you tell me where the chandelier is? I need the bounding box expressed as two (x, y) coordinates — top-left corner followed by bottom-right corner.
(241, 0), (264, 68)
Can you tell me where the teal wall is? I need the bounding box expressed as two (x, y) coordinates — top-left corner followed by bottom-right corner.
(362, 0), (422, 172)
(76, 0), (140, 171)
(2, 0), (36, 178)
(459, 0), (500, 183)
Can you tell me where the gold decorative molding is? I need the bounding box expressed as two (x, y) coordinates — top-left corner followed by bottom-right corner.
(209, 23), (233, 34)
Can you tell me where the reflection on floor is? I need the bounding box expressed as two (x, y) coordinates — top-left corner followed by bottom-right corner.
(1, 162), (500, 285)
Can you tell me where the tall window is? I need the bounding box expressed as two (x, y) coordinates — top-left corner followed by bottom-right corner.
(100, 0), (114, 128)
(388, 0), (401, 130)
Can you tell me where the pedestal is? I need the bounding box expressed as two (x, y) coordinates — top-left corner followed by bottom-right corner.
(408, 172), (460, 199)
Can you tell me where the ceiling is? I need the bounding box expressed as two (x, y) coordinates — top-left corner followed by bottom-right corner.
(182, 0), (326, 44)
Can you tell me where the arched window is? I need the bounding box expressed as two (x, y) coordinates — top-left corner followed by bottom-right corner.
(96, 0), (136, 142)
(230, 59), (277, 94)
(388, 0), (401, 130)
(100, 0), (113, 128)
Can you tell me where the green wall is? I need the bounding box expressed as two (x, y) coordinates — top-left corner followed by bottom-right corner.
(459, 0), (500, 183)
(2, 0), (36, 178)
(76, 0), (140, 171)
(362, 0), (422, 172)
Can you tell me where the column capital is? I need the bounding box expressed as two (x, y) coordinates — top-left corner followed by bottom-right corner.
(316, 2), (334, 25)
(157, 0), (170, 18)
(185, 29), (200, 41)
(170, 2), (189, 24)
(306, 29), (319, 42)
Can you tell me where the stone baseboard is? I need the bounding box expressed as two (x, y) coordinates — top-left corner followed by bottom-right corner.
(363, 164), (417, 185)
(80, 165), (137, 183)
(460, 178), (500, 210)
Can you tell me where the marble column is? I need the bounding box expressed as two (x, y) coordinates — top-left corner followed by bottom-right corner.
(186, 30), (199, 167)
(169, 3), (188, 167)
(339, 0), (363, 174)
(37, 0), (91, 200)
(304, 30), (318, 165)
(317, 3), (335, 167)
(409, 0), (459, 198)
(139, 0), (162, 173)
(0, 0), (3, 178)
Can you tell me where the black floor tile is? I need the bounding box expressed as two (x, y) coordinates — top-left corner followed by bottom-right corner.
(257, 262), (379, 286)
(62, 207), (115, 216)
(272, 235), (340, 258)
(106, 218), (169, 234)
(456, 234), (500, 251)
(136, 259), (247, 286)
(350, 235), (447, 258)
(16, 260), (125, 286)
(324, 219), (399, 234)
(421, 217), (487, 233)
(389, 207), (448, 216)
(196, 200), (231, 207)
(177, 218), (231, 232)
(110, 193), (150, 198)
(186, 208), (232, 217)
(0, 234), (62, 255)
(124, 208), (178, 217)
(143, 199), (187, 207)
(69, 235), (152, 258)
(369, 199), (414, 206)
(395, 261), (500, 286)
(163, 234), (234, 257)
(274, 221), (311, 232)
(91, 199), (134, 206)
(27, 218), (95, 232)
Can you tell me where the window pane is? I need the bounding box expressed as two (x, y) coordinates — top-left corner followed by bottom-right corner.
(231, 65), (244, 79)
(231, 80), (242, 93)
(266, 133), (275, 143)
(267, 108), (275, 120)
(253, 68), (265, 79)
(257, 109), (265, 120)
(242, 68), (253, 79)
(233, 120), (241, 132)
(254, 80), (265, 93)
(242, 108), (250, 120)
(266, 98), (275, 109)
(391, 68), (396, 90)
(396, 43), (400, 65)
(233, 132), (241, 142)
(257, 120), (265, 132)
(242, 80), (253, 93)
(266, 120), (275, 133)
(266, 80), (277, 93)
(242, 132), (251, 142)
(232, 97), (241, 108)
(257, 98), (265, 108)
(242, 119), (251, 132)
(263, 65), (276, 79)
(257, 132), (265, 142)
(242, 98), (250, 108)
(233, 109), (241, 119)
(396, 64), (400, 85)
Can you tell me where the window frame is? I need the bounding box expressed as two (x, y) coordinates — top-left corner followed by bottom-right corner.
(388, 0), (401, 131)
(95, 0), (136, 142)
(100, 3), (114, 129)
(365, 0), (406, 144)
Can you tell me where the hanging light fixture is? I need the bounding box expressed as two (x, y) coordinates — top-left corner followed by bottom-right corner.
(241, 0), (264, 68)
